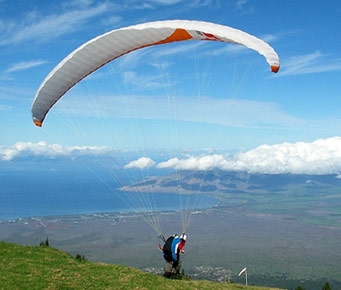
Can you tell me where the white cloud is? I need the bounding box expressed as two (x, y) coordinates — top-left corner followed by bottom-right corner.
(5, 60), (47, 73)
(125, 0), (212, 9)
(57, 94), (302, 129)
(0, 141), (110, 161)
(102, 16), (122, 27)
(0, 86), (33, 100)
(122, 71), (174, 90)
(116, 42), (204, 78)
(150, 61), (173, 71)
(0, 104), (12, 111)
(148, 0), (184, 4)
(279, 51), (341, 76)
(156, 137), (341, 175)
(157, 155), (227, 171)
(234, 0), (254, 14)
(0, 2), (110, 46)
(5, 137), (341, 175)
(203, 43), (247, 56)
(116, 49), (148, 69)
(236, 0), (248, 10)
(124, 157), (156, 169)
(0, 75), (13, 81)
(187, 0), (213, 7)
(260, 34), (279, 43)
(153, 42), (205, 57)
(66, 0), (93, 7)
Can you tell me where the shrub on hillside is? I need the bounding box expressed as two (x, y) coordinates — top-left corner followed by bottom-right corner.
(39, 237), (49, 247)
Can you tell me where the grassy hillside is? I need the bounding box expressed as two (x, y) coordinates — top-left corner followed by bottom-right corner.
(0, 241), (285, 290)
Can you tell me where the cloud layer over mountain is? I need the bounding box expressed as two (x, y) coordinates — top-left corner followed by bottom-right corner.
(2, 137), (341, 175)
(132, 137), (341, 175)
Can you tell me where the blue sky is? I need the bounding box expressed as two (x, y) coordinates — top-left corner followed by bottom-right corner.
(1, 0), (341, 174)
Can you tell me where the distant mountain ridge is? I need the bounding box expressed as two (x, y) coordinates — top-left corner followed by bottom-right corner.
(120, 170), (341, 194)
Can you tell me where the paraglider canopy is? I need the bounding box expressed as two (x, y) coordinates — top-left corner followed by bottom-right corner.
(31, 20), (280, 127)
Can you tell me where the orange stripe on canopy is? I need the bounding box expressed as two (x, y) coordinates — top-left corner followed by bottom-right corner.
(154, 28), (193, 45)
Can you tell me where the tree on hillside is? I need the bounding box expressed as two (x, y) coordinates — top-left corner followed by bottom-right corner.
(75, 254), (87, 262)
(295, 286), (305, 290)
(39, 237), (49, 247)
(322, 282), (331, 290)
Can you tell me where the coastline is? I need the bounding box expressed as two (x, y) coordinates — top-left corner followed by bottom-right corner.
(0, 192), (221, 222)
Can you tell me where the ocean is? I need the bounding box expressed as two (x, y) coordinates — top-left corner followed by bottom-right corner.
(0, 168), (219, 220)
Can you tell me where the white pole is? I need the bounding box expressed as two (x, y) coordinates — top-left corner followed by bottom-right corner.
(245, 268), (248, 286)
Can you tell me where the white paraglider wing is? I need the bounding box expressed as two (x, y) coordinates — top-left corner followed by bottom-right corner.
(31, 20), (280, 127)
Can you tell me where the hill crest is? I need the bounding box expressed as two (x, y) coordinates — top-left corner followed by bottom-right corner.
(0, 241), (284, 290)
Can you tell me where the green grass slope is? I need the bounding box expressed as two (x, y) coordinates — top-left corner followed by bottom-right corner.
(0, 241), (285, 290)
